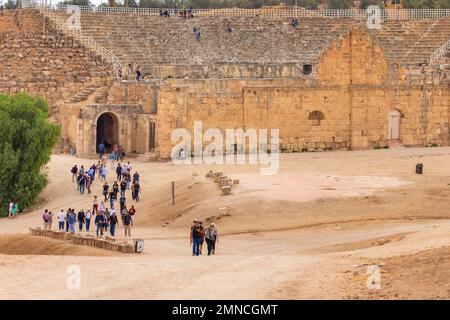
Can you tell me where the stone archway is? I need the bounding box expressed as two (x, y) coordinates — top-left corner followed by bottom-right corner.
(388, 109), (401, 140)
(96, 112), (119, 153)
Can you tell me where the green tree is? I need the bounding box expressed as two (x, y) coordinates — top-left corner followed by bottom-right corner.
(0, 94), (60, 217)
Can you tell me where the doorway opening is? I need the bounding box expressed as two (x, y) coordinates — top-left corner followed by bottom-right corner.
(96, 112), (119, 153)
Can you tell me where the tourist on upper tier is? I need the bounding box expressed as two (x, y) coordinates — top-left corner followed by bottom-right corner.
(205, 223), (218, 256)
(136, 69), (141, 81)
(190, 220), (203, 256)
(85, 209), (92, 232)
(291, 18), (299, 28)
(58, 209), (65, 230)
(71, 164), (78, 182)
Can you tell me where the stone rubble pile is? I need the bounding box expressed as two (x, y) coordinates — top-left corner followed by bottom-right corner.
(205, 170), (239, 195)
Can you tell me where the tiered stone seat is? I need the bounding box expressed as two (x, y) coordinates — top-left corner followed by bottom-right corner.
(370, 18), (450, 66)
(53, 11), (450, 77)
(57, 12), (353, 77)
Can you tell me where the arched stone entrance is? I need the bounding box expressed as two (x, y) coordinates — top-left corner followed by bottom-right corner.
(388, 109), (401, 140)
(96, 112), (119, 153)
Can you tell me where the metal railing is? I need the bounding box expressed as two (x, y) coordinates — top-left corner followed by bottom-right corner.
(22, 3), (450, 20)
(429, 40), (450, 65)
(37, 6), (123, 78)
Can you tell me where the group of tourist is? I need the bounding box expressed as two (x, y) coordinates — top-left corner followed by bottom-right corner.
(159, 7), (194, 19)
(39, 157), (141, 238)
(42, 200), (136, 238)
(190, 220), (219, 256)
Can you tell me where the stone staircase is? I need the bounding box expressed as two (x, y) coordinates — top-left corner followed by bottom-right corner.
(370, 18), (450, 67)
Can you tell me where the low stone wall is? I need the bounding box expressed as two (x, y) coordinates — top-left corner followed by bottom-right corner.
(29, 227), (137, 254)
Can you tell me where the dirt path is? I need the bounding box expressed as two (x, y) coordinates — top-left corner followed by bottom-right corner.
(2, 147), (450, 299)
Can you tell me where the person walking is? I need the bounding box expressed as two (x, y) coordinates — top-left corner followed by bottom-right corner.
(205, 223), (218, 256)
(109, 212), (119, 237)
(113, 181), (119, 199)
(98, 142), (105, 159)
(86, 175), (92, 194)
(133, 181), (141, 201)
(42, 209), (50, 230)
(85, 209), (92, 232)
(102, 182), (109, 202)
(199, 222), (205, 255)
(108, 189), (116, 209)
(68, 209), (77, 235)
(71, 165), (78, 182)
(101, 165), (108, 181)
(11, 202), (18, 219)
(190, 220), (203, 256)
(92, 196), (98, 214)
(48, 211), (54, 230)
(116, 163), (122, 181)
(122, 211), (133, 237)
(133, 171), (139, 183)
(128, 205), (136, 217)
(8, 200), (13, 219)
(104, 208), (111, 233)
(95, 212), (105, 238)
(65, 208), (70, 232)
(120, 180), (127, 198)
(58, 209), (66, 230)
(77, 209), (85, 232)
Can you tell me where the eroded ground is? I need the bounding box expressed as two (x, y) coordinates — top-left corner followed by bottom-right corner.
(1, 147), (450, 299)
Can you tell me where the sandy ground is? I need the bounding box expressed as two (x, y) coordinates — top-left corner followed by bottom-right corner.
(1, 146), (450, 299)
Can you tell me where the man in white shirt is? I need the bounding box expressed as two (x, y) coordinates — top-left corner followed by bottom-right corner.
(57, 210), (66, 230)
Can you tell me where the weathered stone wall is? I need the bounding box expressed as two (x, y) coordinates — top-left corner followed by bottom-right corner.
(155, 31), (450, 159)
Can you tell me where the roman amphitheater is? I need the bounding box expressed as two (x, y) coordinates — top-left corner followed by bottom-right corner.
(1, 3), (450, 299)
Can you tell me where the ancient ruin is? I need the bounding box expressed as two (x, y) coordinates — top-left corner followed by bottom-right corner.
(1, 4), (449, 159)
